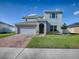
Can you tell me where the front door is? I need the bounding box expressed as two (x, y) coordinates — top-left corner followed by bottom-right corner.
(39, 23), (44, 34)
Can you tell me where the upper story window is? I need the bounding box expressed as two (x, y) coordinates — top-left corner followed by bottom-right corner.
(26, 19), (27, 21)
(52, 12), (55, 18)
(50, 12), (57, 19)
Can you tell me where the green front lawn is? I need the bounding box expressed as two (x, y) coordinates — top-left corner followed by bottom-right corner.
(27, 35), (79, 48)
(0, 33), (15, 38)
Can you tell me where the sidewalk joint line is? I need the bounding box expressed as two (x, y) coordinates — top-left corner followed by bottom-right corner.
(14, 48), (25, 59)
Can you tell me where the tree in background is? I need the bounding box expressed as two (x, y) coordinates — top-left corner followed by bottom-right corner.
(61, 23), (68, 34)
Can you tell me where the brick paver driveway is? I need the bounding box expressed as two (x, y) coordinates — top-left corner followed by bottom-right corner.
(0, 34), (32, 48)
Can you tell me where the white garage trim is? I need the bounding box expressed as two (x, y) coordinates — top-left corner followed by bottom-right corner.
(19, 26), (36, 35)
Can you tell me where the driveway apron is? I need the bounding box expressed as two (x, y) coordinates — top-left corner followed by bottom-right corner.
(0, 34), (32, 48)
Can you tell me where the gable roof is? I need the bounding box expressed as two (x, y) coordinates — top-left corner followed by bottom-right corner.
(68, 22), (79, 28)
(22, 14), (43, 19)
(15, 22), (37, 26)
(15, 21), (48, 26)
(22, 16), (43, 19)
(0, 21), (14, 27)
(44, 10), (63, 13)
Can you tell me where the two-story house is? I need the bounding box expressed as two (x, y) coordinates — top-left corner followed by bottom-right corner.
(16, 10), (63, 35)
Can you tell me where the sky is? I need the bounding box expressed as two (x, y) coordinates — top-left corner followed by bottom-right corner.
(0, 0), (79, 25)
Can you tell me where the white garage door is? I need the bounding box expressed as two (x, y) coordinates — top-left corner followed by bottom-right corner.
(20, 26), (36, 35)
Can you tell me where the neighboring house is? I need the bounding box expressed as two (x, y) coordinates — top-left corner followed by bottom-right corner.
(16, 10), (63, 35)
(67, 22), (79, 33)
(0, 21), (15, 33)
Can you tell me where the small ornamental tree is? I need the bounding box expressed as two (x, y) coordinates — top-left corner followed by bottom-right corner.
(61, 23), (68, 34)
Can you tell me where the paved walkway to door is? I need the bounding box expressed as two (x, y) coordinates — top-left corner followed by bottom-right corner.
(0, 34), (32, 48)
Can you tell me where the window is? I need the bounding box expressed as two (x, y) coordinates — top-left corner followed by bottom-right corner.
(50, 26), (53, 31)
(52, 12), (55, 18)
(56, 13), (57, 18)
(54, 25), (57, 31)
(26, 19), (27, 21)
(50, 25), (57, 32)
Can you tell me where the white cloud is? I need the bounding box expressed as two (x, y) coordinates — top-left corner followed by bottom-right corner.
(73, 11), (79, 15)
(28, 14), (37, 16)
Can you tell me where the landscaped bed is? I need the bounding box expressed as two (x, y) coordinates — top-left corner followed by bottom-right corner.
(0, 33), (15, 38)
(27, 35), (79, 48)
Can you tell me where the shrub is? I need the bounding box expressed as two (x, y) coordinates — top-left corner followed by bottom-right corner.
(47, 31), (59, 35)
(70, 33), (79, 35)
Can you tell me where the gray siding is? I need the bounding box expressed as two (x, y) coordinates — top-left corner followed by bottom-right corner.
(44, 11), (63, 33)
(0, 23), (15, 33)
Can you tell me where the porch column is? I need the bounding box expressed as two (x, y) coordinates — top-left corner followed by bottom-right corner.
(16, 26), (20, 34)
(44, 23), (46, 35)
(36, 23), (39, 35)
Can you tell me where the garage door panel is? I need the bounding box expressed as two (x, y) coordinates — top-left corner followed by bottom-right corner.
(20, 26), (36, 35)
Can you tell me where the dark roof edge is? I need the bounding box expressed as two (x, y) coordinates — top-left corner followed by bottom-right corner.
(43, 10), (63, 13)
(68, 22), (79, 28)
(0, 21), (14, 27)
(22, 16), (43, 19)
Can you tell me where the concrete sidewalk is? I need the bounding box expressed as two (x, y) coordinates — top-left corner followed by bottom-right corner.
(0, 48), (79, 59)
(0, 47), (23, 59)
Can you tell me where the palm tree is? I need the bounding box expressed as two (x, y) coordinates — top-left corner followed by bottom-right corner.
(61, 23), (68, 34)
